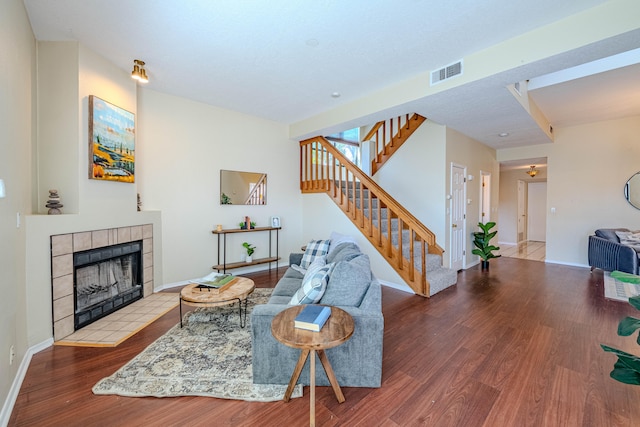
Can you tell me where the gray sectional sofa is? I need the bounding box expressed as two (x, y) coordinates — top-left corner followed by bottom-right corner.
(251, 242), (384, 388)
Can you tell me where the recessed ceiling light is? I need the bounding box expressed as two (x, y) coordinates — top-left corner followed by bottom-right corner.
(331, 92), (341, 98)
(499, 132), (509, 137)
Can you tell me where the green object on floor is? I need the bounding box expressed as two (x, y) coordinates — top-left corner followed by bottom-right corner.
(611, 270), (640, 284)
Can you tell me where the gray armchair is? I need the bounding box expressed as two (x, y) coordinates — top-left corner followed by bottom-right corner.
(588, 228), (640, 274)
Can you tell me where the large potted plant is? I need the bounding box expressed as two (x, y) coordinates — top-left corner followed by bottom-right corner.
(472, 221), (501, 270)
(601, 294), (640, 385)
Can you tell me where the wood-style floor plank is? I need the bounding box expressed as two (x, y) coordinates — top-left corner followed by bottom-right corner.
(9, 259), (640, 426)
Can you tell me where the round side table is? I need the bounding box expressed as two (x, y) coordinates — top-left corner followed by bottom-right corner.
(271, 305), (354, 427)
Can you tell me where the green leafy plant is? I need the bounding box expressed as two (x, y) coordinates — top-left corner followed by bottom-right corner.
(220, 193), (232, 204)
(471, 221), (501, 262)
(238, 221), (256, 229)
(242, 242), (256, 257)
(601, 295), (640, 385)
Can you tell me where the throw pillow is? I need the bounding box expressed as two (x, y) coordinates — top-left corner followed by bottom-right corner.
(300, 239), (331, 269)
(615, 231), (640, 250)
(328, 232), (359, 254)
(289, 262), (334, 305)
(320, 254), (372, 307)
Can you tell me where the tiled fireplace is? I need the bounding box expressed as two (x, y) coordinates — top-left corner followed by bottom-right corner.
(51, 224), (154, 341)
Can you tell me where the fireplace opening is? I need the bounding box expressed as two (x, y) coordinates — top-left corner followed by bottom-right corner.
(73, 241), (143, 330)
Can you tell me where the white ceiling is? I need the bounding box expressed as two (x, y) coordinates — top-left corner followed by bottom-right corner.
(23, 0), (640, 150)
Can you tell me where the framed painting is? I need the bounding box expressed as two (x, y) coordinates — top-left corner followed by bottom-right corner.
(89, 95), (135, 183)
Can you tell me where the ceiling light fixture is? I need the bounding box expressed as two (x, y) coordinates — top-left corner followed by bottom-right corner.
(331, 92), (341, 98)
(526, 165), (539, 178)
(131, 59), (149, 83)
(498, 132), (509, 137)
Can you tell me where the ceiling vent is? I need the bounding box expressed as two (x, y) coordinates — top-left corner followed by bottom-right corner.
(430, 59), (463, 86)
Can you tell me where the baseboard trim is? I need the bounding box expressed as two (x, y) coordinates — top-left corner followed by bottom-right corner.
(1, 338), (53, 427)
(544, 259), (589, 269)
(379, 279), (414, 294)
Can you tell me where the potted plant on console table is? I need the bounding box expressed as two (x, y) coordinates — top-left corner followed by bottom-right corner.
(472, 221), (501, 270)
(242, 242), (256, 263)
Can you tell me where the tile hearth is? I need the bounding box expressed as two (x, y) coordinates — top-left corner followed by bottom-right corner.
(55, 293), (177, 347)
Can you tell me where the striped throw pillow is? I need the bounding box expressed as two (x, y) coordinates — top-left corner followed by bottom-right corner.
(289, 262), (334, 305)
(300, 239), (331, 269)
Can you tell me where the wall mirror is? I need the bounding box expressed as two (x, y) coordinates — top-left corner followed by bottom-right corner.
(624, 172), (640, 210)
(220, 170), (267, 205)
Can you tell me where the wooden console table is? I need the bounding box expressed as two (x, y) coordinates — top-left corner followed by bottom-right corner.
(212, 226), (280, 273)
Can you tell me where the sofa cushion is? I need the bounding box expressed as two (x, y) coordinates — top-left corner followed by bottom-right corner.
(328, 232), (359, 254)
(616, 230), (640, 250)
(595, 228), (629, 242)
(300, 239), (331, 269)
(320, 253), (371, 307)
(271, 276), (305, 297)
(326, 242), (362, 264)
(289, 261), (334, 305)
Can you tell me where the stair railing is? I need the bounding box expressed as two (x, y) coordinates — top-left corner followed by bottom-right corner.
(300, 136), (443, 296)
(363, 113), (427, 175)
(244, 174), (267, 205)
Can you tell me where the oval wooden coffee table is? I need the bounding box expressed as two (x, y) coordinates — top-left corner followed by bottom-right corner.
(179, 276), (255, 328)
(272, 305), (354, 427)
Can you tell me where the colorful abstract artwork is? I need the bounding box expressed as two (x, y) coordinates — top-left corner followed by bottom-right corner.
(89, 95), (135, 183)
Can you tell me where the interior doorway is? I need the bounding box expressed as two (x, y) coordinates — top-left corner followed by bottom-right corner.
(449, 163), (466, 271)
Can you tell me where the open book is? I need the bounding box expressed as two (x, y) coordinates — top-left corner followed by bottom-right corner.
(191, 272), (236, 288)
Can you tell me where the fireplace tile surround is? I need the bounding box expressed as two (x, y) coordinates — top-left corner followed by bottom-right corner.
(51, 224), (154, 341)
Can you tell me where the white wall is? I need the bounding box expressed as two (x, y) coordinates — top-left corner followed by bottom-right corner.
(445, 128), (499, 267)
(0, 0), (34, 416)
(374, 120), (448, 259)
(136, 89), (303, 284)
(498, 115), (640, 267)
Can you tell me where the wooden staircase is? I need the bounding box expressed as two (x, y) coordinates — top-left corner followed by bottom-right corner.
(364, 113), (427, 175)
(299, 136), (457, 297)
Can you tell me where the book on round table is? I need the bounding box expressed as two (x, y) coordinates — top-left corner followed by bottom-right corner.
(294, 305), (331, 332)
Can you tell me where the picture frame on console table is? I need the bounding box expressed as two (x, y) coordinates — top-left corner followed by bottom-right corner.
(88, 95), (135, 183)
(271, 216), (281, 228)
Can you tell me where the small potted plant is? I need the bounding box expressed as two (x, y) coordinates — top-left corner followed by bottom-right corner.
(238, 221), (257, 230)
(242, 242), (256, 262)
(472, 221), (501, 270)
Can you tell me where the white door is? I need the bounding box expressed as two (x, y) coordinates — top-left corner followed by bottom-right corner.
(450, 164), (465, 271)
(517, 180), (526, 243)
(527, 182), (547, 242)
(480, 172), (491, 223)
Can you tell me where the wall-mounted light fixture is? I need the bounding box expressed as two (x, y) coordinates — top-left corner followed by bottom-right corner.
(526, 165), (539, 178)
(131, 59), (149, 83)
(0, 179), (6, 198)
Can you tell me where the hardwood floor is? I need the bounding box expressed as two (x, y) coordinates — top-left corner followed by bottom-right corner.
(498, 240), (546, 262)
(10, 259), (640, 426)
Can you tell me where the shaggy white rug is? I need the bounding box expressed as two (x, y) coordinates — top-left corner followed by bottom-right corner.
(92, 288), (302, 401)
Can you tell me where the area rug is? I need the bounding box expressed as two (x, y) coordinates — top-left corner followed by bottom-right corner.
(604, 271), (640, 302)
(92, 288), (302, 401)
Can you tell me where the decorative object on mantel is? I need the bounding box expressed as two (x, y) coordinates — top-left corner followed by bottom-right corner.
(92, 289), (302, 401)
(242, 242), (256, 263)
(89, 95), (135, 184)
(137, 193), (141, 211)
(46, 189), (63, 214)
(526, 165), (539, 177)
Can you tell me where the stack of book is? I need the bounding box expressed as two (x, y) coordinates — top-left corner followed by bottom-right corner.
(294, 305), (331, 332)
